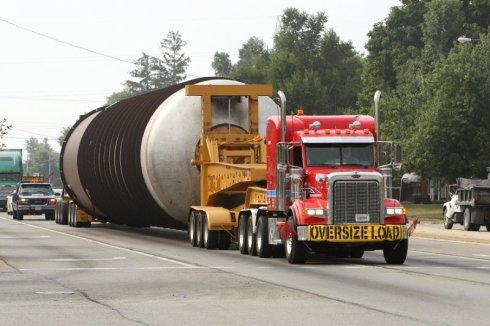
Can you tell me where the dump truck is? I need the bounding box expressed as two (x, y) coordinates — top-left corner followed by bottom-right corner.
(443, 178), (490, 231)
(0, 149), (23, 210)
(187, 84), (408, 264)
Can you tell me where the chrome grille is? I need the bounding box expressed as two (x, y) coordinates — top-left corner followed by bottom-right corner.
(333, 181), (380, 224)
(28, 198), (47, 205)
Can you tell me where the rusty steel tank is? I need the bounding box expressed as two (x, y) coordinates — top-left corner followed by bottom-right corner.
(60, 78), (278, 229)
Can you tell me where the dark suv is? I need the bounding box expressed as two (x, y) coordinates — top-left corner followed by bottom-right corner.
(11, 183), (56, 220)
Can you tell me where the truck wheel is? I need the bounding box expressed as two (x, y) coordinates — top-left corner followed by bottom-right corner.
(443, 208), (453, 230)
(285, 217), (307, 264)
(247, 217), (257, 256)
(238, 214), (248, 254)
(383, 239), (408, 264)
(203, 217), (218, 249)
(350, 249), (364, 258)
(196, 212), (204, 248)
(463, 208), (479, 231)
(17, 213), (24, 221)
(486, 225), (490, 232)
(61, 203), (69, 225)
(188, 211), (198, 247)
(256, 215), (271, 258)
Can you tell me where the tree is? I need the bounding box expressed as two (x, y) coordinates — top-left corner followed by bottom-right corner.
(423, 0), (465, 57)
(220, 8), (362, 115)
(406, 34), (490, 180)
(160, 31), (190, 85)
(358, 0), (427, 110)
(24, 137), (62, 187)
(0, 118), (12, 149)
(57, 126), (71, 148)
(360, 0), (489, 182)
(232, 37), (271, 83)
(124, 53), (157, 94)
(107, 31), (190, 104)
(211, 52), (232, 77)
(270, 8), (362, 114)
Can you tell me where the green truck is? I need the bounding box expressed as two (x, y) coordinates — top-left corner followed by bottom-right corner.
(0, 149), (23, 210)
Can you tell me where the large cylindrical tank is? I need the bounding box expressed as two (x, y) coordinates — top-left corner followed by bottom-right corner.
(60, 78), (278, 229)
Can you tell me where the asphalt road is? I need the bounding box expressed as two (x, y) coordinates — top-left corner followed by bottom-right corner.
(0, 212), (489, 326)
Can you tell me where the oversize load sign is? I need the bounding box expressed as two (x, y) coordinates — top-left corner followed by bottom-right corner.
(308, 224), (405, 242)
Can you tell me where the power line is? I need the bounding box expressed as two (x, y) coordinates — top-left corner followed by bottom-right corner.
(0, 17), (133, 64)
(0, 95), (103, 103)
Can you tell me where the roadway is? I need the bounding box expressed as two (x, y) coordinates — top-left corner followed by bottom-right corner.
(0, 212), (489, 325)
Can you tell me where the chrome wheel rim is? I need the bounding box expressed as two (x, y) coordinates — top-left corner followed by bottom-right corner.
(203, 219), (208, 244)
(239, 227), (244, 248)
(189, 215), (195, 242)
(286, 236), (292, 257)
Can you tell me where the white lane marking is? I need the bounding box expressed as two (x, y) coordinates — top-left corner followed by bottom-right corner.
(0, 235), (50, 239)
(35, 291), (74, 295)
(412, 236), (490, 246)
(42, 256), (126, 262)
(473, 254), (490, 258)
(410, 250), (490, 262)
(0, 216), (196, 268)
(20, 266), (232, 271)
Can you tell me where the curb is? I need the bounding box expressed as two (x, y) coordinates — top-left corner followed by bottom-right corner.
(412, 224), (490, 245)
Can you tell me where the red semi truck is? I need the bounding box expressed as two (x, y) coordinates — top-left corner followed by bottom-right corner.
(188, 85), (408, 264)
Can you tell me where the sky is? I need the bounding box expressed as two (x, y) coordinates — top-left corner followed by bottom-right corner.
(0, 0), (400, 153)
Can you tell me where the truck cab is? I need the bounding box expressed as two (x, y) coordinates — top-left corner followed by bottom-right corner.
(0, 149), (23, 210)
(257, 113), (408, 264)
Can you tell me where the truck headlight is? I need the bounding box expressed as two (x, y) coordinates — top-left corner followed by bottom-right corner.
(19, 197), (28, 203)
(306, 208), (325, 216)
(386, 207), (406, 215)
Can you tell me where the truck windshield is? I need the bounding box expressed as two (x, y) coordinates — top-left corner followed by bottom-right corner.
(19, 184), (54, 196)
(305, 143), (373, 166)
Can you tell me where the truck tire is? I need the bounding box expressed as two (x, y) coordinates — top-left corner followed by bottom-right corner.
(247, 217), (257, 256)
(383, 239), (408, 264)
(188, 211), (198, 247)
(203, 217), (218, 249)
(45, 212), (54, 220)
(17, 212), (24, 221)
(443, 208), (453, 230)
(256, 215), (271, 258)
(196, 212), (204, 248)
(464, 208), (479, 231)
(486, 225), (490, 232)
(285, 216), (307, 264)
(61, 203), (69, 225)
(238, 214), (248, 254)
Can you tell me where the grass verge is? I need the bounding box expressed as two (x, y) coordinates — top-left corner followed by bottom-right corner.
(403, 202), (442, 222)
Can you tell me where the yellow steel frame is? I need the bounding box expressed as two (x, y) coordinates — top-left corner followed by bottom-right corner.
(186, 84), (272, 230)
